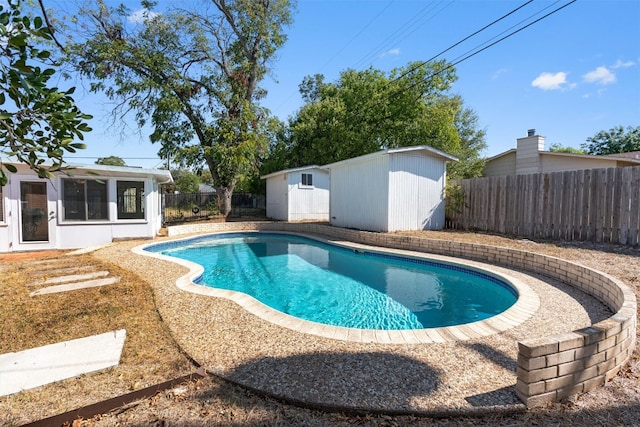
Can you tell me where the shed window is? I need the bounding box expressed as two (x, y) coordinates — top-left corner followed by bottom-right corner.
(117, 181), (145, 219)
(301, 173), (313, 186)
(62, 179), (108, 221)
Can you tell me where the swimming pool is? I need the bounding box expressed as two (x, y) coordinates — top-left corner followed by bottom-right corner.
(145, 232), (518, 330)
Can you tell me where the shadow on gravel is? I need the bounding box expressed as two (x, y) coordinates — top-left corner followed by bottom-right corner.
(208, 351), (442, 414)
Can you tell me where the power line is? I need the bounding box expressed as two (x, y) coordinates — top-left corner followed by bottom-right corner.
(351, 0), (454, 71)
(339, 0), (577, 131)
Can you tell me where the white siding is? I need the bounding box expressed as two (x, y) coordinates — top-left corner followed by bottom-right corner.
(330, 155), (389, 231)
(287, 171), (330, 221)
(388, 153), (446, 231)
(265, 174), (289, 220)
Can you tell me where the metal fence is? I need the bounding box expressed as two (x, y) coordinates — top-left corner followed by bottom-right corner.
(162, 191), (266, 225)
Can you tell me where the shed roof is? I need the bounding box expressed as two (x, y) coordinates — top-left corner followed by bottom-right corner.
(323, 145), (458, 169)
(260, 165), (328, 180)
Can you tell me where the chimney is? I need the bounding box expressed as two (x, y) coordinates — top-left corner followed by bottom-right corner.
(516, 129), (545, 174)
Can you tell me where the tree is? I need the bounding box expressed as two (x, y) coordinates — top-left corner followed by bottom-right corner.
(170, 168), (200, 193)
(283, 62), (461, 168)
(66, 0), (294, 215)
(95, 155), (126, 166)
(581, 125), (640, 155)
(548, 143), (584, 154)
(447, 102), (487, 180)
(267, 61), (489, 178)
(0, 0), (92, 185)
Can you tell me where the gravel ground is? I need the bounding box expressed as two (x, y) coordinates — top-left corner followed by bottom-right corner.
(91, 230), (625, 415)
(2, 229), (638, 426)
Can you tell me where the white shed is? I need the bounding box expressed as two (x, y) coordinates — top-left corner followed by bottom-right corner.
(0, 162), (172, 252)
(325, 146), (457, 232)
(261, 166), (330, 221)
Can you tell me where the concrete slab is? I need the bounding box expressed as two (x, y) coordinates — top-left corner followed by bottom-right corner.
(39, 271), (110, 285)
(0, 329), (126, 396)
(30, 277), (121, 296)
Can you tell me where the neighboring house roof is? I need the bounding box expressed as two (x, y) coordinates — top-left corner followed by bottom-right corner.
(260, 165), (328, 180)
(198, 183), (216, 193)
(323, 145), (458, 169)
(537, 151), (640, 166)
(485, 149), (516, 162)
(602, 151), (640, 161)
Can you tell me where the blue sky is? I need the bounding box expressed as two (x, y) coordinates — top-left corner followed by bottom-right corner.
(62, 0), (639, 168)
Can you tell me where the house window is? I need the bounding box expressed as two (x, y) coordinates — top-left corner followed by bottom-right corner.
(301, 173), (313, 186)
(117, 181), (145, 219)
(0, 185), (4, 222)
(62, 179), (108, 221)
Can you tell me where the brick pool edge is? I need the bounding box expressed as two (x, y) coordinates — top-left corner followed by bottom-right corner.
(165, 221), (637, 408)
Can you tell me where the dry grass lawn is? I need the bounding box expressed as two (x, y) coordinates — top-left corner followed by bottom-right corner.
(0, 230), (638, 426)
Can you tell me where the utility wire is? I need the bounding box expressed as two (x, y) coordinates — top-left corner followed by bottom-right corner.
(388, 0), (534, 86)
(342, 0), (577, 130)
(352, 0), (454, 71)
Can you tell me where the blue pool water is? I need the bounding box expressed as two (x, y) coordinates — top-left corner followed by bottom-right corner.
(147, 233), (518, 330)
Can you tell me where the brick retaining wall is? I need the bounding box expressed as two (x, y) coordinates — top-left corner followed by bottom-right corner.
(166, 221), (637, 407)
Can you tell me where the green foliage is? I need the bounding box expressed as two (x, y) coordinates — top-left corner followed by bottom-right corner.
(65, 0), (294, 214)
(548, 143), (584, 154)
(447, 101), (487, 180)
(444, 182), (466, 220)
(580, 125), (640, 155)
(0, 0), (92, 185)
(169, 169), (201, 193)
(263, 61), (485, 178)
(95, 155), (126, 166)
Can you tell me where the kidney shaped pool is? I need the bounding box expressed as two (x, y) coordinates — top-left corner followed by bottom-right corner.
(144, 232), (518, 330)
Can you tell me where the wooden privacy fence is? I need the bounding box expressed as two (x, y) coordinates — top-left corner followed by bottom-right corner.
(448, 166), (640, 245)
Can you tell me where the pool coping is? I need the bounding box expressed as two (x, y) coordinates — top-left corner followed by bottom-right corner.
(133, 231), (540, 344)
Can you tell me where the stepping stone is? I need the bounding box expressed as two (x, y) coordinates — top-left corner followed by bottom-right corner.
(25, 265), (98, 278)
(35, 271), (111, 285)
(30, 277), (121, 296)
(0, 329), (126, 396)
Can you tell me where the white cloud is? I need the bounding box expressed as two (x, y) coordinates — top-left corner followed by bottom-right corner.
(492, 68), (509, 79)
(128, 8), (159, 24)
(611, 59), (635, 69)
(531, 72), (571, 91)
(582, 66), (616, 85)
(379, 48), (400, 58)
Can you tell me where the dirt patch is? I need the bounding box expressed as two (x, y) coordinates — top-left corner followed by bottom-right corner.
(0, 250), (69, 263)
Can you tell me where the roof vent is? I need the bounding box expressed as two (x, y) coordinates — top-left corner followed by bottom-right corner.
(527, 129), (536, 137)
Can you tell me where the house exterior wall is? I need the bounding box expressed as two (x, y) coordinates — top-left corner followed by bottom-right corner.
(287, 170), (329, 221)
(330, 154), (390, 231)
(540, 154), (619, 173)
(483, 152), (517, 177)
(265, 174), (289, 220)
(387, 152), (447, 231)
(0, 165), (168, 252)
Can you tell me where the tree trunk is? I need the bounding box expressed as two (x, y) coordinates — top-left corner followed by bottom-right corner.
(217, 186), (233, 217)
